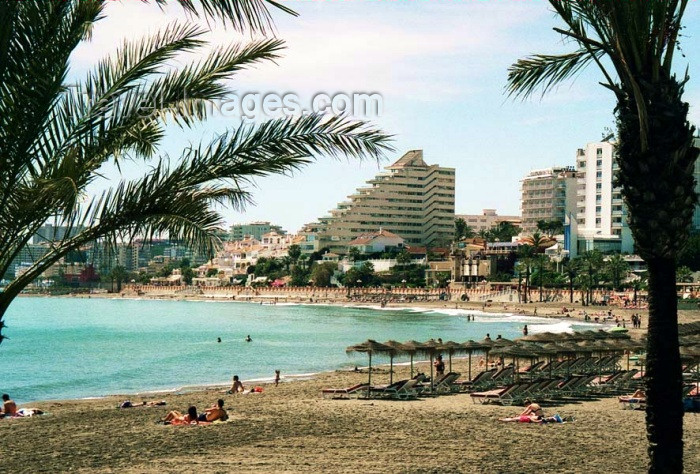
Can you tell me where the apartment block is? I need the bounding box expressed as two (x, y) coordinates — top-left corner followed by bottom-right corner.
(456, 209), (521, 233)
(569, 141), (634, 256)
(230, 221), (285, 241)
(302, 150), (455, 253)
(520, 167), (577, 235)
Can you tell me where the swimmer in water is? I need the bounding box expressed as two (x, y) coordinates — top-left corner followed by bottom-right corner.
(245, 335), (252, 342)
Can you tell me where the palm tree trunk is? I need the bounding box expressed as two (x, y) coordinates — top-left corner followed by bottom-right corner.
(645, 257), (683, 473)
(524, 267), (530, 304)
(568, 278), (573, 304)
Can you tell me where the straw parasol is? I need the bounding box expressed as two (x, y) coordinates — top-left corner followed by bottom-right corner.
(346, 340), (393, 398)
(382, 340), (404, 385)
(519, 332), (561, 343)
(401, 340), (426, 378)
(492, 336), (515, 347)
(437, 340), (464, 373)
(461, 340), (487, 380)
(490, 344), (538, 380)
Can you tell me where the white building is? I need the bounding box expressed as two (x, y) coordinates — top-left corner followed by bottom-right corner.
(571, 141), (634, 256)
(347, 229), (405, 254)
(520, 167), (578, 235)
(456, 209), (521, 233)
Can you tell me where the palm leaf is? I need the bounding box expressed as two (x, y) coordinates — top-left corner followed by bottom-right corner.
(507, 48), (603, 99)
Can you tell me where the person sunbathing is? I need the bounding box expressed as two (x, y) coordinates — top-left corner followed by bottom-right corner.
(500, 414), (566, 424)
(197, 399), (227, 422)
(0, 394), (18, 418)
(499, 399), (544, 423)
(520, 399), (544, 418)
(228, 375), (245, 394)
(162, 406), (198, 425)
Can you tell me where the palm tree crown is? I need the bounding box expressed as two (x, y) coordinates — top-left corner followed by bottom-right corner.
(0, 1), (392, 339)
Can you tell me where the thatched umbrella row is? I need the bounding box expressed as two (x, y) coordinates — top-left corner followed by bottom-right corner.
(346, 332), (658, 387)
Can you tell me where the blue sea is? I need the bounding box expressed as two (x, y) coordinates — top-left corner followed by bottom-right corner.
(1, 297), (600, 402)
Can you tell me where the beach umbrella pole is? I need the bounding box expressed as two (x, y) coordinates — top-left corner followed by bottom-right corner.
(390, 355), (394, 385)
(468, 352), (472, 380)
(410, 355), (414, 378)
(367, 352), (372, 399)
(430, 354), (434, 391)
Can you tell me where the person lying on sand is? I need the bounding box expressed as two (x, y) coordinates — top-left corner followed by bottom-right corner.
(119, 400), (166, 408)
(500, 414), (571, 424)
(162, 406), (199, 425)
(197, 399), (227, 422)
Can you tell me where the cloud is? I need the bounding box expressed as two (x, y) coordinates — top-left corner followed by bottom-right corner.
(69, 0), (548, 105)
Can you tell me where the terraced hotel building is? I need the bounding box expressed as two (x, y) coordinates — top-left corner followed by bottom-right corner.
(302, 150), (455, 254)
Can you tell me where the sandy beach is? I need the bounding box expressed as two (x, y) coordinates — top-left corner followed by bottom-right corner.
(3, 297), (698, 472)
(2, 356), (699, 473)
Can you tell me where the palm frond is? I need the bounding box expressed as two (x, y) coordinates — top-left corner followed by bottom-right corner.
(155, 0), (298, 34)
(506, 48), (603, 99)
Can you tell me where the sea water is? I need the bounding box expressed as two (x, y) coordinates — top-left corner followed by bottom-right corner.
(1, 297), (600, 402)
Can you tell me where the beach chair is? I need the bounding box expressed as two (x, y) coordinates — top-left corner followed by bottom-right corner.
(526, 378), (564, 401)
(433, 372), (462, 395)
(470, 382), (526, 404)
(369, 379), (421, 400)
(321, 383), (369, 399)
(519, 360), (544, 375)
(419, 372), (460, 396)
(486, 367), (514, 389)
(455, 368), (496, 392)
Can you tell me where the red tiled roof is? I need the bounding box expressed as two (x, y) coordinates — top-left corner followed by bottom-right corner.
(348, 229), (403, 246)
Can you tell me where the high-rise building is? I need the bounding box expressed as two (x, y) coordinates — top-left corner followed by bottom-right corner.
(32, 224), (84, 244)
(571, 141), (634, 255)
(520, 167), (577, 235)
(456, 209), (521, 233)
(230, 222), (285, 241)
(303, 150), (455, 253)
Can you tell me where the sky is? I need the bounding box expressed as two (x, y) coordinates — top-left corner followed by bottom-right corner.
(73, 0), (700, 233)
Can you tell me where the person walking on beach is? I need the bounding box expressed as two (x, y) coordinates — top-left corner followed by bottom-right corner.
(274, 370), (281, 387)
(228, 375), (245, 394)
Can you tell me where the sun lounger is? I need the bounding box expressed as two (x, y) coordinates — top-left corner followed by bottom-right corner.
(433, 372), (462, 394)
(371, 379), (420, 400)
(322, 383), (370, 399)
(454, 368), (495, 392)
(519, 360), (544, 374)
(470, 383), (523, 404)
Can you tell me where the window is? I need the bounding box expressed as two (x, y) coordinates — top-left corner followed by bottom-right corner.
(597, 148), (603, 155)
(596, 183), (602, 190)
(596, 206), (602, 213)
(579, 161), (586, 168)
(596, 218), (602, 225)
(596, 195), (602, 202)
(596, 171), (603, 178)
(596, 160), (603, 166)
